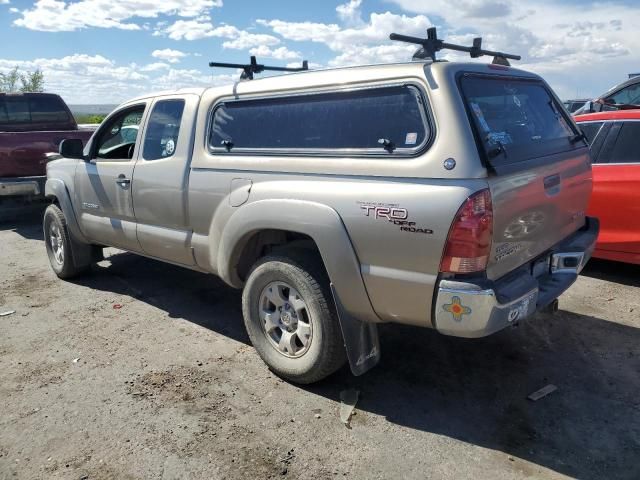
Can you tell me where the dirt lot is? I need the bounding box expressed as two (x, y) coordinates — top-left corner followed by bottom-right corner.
(1, 208), (639, 480)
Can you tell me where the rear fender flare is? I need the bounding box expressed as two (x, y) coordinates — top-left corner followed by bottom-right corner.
(217, 199), (380, 325)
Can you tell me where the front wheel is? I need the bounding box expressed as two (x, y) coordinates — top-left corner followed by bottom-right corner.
(43, 204), (93, 279)
(242, 253), (346, 384)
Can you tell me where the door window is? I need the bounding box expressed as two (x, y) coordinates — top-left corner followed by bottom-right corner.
(603, 122), (640, 164)
(209, 85), (429, 154)
(142, 99), (185, 160)
(95, 106), (145, 160)
(579, 122), (603, 144)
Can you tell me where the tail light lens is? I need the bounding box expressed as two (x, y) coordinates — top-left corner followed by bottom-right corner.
(440, 189), (493, 274)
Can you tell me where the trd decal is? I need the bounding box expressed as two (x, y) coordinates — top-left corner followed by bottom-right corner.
(442, 296), (472, 321)
(360, 205), (408, 220)
(358, 201), (433, 235)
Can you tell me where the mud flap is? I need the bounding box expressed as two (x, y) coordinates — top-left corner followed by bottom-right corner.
(330, 283), (380, 376)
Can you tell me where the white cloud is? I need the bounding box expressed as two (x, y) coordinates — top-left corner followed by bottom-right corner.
(139, 62), (171, 72)
(221, 32), (281, 50)
(336, 0), (363, 26)
(258, 11), (431, 52)
(152, 68), (234, 91)
(329, 44), (417, 66)
(161, 18), (216, 40)
(151, 48), (188, 64)
(158, 20), (281, 49)
(386, 0), (640, 98)
(0, 0), (10, 4)
(0, 53), (228, 104)
(13, 0), (223, 32)
(249, 45), (301, 60)
(257, 19), (340, 42)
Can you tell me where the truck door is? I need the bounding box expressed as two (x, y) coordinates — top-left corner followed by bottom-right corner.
(75, 104), (147, 252)
(131, 94), (198, 265)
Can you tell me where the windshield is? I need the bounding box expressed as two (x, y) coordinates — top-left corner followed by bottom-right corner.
(604, 82), (640, 107)
(460, 75), (580, 168)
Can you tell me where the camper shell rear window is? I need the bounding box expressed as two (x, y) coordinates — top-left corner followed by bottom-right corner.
(459, 74), (582, 171)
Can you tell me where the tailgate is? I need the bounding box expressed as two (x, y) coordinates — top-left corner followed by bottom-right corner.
(486, 150), (592, 279)
(459, 73), (593, 280)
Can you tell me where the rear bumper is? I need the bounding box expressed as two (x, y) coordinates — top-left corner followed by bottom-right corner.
(0, 176), (46, 197)
(433, 217), (599, 338)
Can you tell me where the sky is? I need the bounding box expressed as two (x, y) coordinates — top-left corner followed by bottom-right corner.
(0, 0), (638, 105)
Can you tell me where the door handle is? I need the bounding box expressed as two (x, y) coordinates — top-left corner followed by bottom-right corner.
(116, 176), (131, 186)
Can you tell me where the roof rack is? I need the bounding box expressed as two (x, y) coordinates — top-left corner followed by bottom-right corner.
(208, 55), (309, 80)
(390, 27), (521, 66)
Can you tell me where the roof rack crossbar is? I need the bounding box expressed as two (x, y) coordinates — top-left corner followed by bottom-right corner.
(208, 56), (309, 80)
(390, 27), (521, 66)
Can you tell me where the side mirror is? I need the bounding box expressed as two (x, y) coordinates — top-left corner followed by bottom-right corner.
(59, 138), (84, 159)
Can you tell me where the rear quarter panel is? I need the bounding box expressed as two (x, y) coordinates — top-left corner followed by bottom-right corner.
(188, 170), (486, 327)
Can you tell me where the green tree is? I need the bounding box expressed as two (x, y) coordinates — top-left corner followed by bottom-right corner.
(0, 67), (45, 93)
(0, 66), (21, 93)
(20, 69), (45, 92)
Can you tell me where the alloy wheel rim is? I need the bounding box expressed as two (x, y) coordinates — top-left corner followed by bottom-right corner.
(259, 281), (313, 358)
(49, 223), (64, 265)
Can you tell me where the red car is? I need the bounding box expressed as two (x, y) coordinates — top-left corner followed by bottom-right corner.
(575, 110), (640, 264)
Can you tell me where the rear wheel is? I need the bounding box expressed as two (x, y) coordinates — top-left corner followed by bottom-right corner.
(43, 204), (94, 279)
(242, 253), (346, 384)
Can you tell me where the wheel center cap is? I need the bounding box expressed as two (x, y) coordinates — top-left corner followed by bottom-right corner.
(281, 311), (293, 326)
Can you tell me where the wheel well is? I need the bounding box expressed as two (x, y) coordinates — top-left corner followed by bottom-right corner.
(235, 229), (322, 281)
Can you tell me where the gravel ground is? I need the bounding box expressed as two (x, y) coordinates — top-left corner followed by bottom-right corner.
(1, 208), (639, 480)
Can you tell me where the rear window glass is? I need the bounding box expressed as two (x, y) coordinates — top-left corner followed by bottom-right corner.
(0, 95), (72, 126)
(460, 75), (579, 168)
(209, 85), (428, 153)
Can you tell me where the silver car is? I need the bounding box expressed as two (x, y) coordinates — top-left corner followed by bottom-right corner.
(44, 55), (598, 383)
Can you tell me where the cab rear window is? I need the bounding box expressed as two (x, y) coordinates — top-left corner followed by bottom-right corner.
(460, 74), (581, 169)
(0, 95), (72, 126)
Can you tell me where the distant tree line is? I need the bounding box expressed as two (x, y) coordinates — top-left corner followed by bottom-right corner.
(74, 114), (107, 124)
(0, 67), (45, 93)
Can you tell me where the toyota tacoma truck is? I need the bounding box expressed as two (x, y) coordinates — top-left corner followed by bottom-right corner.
(0, 92), (93, 207)
(43, 31), (598, 384)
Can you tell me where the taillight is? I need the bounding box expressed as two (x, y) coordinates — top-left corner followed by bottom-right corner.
(440, 189), (493, 274)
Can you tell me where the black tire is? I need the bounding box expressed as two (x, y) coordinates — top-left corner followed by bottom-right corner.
(242, 253), (346, 384)
(43, 204), (93, 279)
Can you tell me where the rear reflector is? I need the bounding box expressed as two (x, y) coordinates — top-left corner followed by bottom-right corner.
(440, 189), (493, 274)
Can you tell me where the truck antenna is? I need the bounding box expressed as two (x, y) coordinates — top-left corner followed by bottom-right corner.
(390, 27), (521, 66)
(208, 56), (309, 80)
